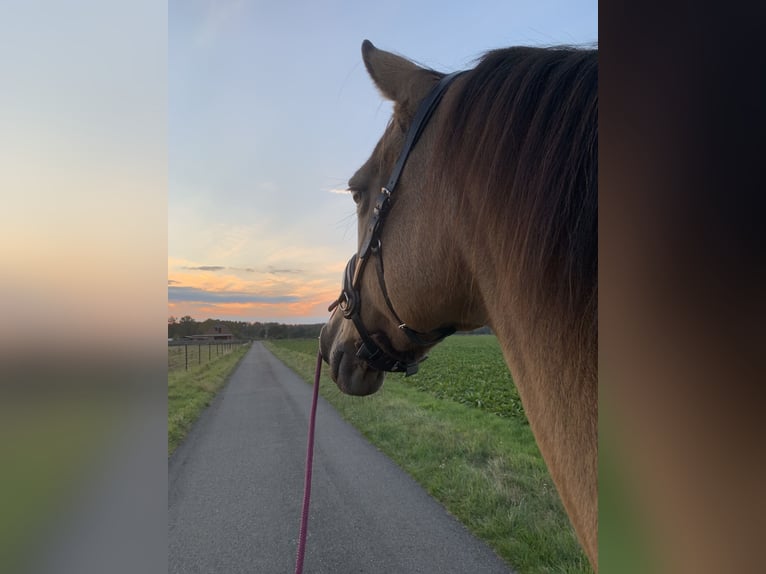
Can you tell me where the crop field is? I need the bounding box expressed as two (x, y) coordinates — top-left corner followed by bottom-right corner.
(391, 335), (526, 419)
(268, 335), (525, 419)
(265, 335), (591, 574)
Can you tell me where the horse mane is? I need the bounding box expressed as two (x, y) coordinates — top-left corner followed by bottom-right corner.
(434, 46), (598, 366)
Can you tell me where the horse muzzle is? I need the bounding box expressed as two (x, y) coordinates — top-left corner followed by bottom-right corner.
(326, 254), (425, 378)
(319, 317), (386, 395)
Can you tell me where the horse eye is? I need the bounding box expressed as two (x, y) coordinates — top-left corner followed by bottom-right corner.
(350, 189), (362, 204)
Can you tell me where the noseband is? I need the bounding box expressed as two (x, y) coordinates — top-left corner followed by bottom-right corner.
(329, 71), (463, 376)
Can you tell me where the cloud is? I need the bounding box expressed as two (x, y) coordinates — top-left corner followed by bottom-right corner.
(168, 286), (299, 304)
(182, 265), (226, 271)
(267, 266), (302, 275)
(177, 265), (303, 275)
(168, 279), (181, 285)
(326, 187), (351, 195)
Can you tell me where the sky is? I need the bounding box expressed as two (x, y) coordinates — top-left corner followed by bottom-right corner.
(168, 0), (598, 324)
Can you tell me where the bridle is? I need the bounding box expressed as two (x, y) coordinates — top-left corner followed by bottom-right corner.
(328, 71), (463, 376)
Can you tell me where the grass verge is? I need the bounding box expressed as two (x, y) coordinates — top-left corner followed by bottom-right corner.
(168, 342), (250, 455)
(264, 338), (591, 574)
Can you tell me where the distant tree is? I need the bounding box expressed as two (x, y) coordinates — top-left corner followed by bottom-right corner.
(168, 316), (178, 338)
(249, 322), (265, 339)
(167, 317), (324, 340)
(178, 315), (197, 337)
(264, 322), (286, 339)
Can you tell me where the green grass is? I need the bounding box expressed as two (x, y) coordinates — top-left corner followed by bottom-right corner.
(168, 342), (250, 454)
(264, 337), (591, 574)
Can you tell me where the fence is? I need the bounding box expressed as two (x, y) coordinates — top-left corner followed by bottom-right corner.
(168, 341), (245, 371)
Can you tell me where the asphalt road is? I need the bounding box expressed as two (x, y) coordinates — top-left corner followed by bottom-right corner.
(168, 342), (514, 574)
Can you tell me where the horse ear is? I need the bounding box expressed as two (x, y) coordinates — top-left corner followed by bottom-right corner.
(361, 40), (440, 119)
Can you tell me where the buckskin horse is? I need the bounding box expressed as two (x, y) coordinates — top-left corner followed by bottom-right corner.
(319, 40), (597, 570)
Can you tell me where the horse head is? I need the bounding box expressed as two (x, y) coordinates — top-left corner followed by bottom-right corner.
(319, 40), (485, 396)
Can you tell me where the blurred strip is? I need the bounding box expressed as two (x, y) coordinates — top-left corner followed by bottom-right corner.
(0, 1), (167, 573)
(601, 2), (765, 572)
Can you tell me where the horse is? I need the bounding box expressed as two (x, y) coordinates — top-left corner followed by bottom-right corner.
(319, 40), (598, 570)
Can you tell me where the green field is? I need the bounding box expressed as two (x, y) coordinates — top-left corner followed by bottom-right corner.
(265, 336), (591, 574)
(389, 335), (526, 419)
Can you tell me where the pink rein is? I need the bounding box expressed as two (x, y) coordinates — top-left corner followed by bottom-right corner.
(294, 350), (322, 574)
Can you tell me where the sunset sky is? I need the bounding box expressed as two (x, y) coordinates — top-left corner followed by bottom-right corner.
(168, 0), (598, 324)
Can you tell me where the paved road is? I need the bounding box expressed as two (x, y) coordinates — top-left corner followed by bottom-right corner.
(169, 342), (514, 573)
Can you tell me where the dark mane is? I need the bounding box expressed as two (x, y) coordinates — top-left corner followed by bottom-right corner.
(435, 46), (598, 346)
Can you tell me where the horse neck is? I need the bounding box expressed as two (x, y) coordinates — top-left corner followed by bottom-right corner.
(457, 214), (598, 565)
(425, 47), (599, 566)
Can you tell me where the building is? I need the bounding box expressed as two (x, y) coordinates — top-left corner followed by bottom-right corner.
(183, 324), (234, 342)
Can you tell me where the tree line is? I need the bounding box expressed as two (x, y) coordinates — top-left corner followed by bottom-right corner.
(168, 316), (492, 341)
(168, 316), (323, 340)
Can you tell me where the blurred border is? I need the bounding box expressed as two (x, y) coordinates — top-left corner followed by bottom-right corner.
(601, 1), (765, 572)
(0, 2), (167, 573)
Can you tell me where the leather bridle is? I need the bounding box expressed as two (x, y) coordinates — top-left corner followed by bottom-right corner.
(328, 71), (463, 376)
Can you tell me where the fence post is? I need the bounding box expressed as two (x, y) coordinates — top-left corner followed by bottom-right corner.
(198, 344), (201, 365)
(185, 344), (188, 371)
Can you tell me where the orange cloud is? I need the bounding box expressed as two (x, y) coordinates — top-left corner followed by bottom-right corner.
(168, 252), (346, 323)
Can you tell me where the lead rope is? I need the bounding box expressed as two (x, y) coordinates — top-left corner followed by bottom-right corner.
(294, 350), (322, 574)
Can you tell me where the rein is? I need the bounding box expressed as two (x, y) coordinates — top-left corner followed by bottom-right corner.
(294, 350), (322, 574)
(329, 70), (463, 376)
(294, 70), (464, 572)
